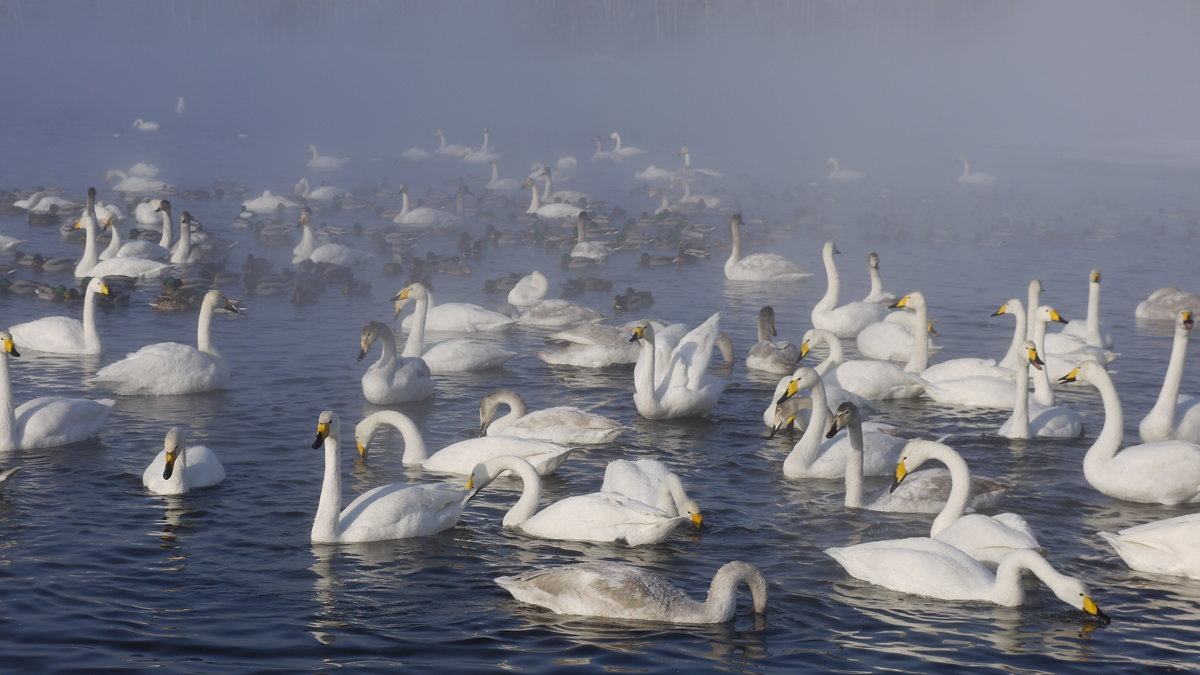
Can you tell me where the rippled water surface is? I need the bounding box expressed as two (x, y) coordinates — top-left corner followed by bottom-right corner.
(3, 78), (1200, 675)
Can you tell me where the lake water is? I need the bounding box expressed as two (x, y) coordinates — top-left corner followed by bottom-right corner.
(2, 113), (1200, 674)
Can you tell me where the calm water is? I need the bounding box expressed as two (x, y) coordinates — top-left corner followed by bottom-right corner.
(1, 122), (1200, 674)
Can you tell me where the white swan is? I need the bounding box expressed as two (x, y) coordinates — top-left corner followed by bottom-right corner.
(826, 157), (865, 183)
(462, 127), (500, 164)
(293, 176), (343, 202)
(1099, 513), (1200, 580)
(1135, 286), (1200, 321)
(599, 458), (697, 515)
(242, 190), (299, 214)
(921, 298), (1024, 383)
(1060, 361), (1200, 504)
(608, 132), (645, 159)
(535, 321), (645, 368)
(634, 164), (678, 182)
(102, 217), (169, 262)
(569, 212), (609, 261)
(433, 129), (471, 158)
(826, 539), (1106, 621)
(785, 329), (878, 415)
(507, 271), (548, 308)
(523, 178), (583, 221)
(855, 307), (934, 362)
(395, 288), (515, 373)
(292, 208), (371, 266)
(1139, 311), (1200, 443)
(142, 427), (225, 496)
(956, 155), (996, 186)
(394, 282), (515, 334)
(307, 144), (347, 171)
(132, 118), (160, 132)
(630, 314), (727, 419)
(861, 252), (897, 304)
(354, 410), (574, 475)
(920, 297), (1023, 409)
(999, 342), (1084, 439)
(310, 411), (472, 543)
(746, 306), (800, 373)
(811, 242), (887, 337)
(75, 201), (170, 281)
(392, 184), (455, 228)
(486, 161), (521, 191)
(1056, 269), (1113, 349)
(894, 440), (1040, 564)
(467, 455), (700, 545)
(515, 299), (604, 329)
(724, 214), (810, 281)
(678, 146), (724, 179)
(495, 559), (766, 623)
(104, 170), (168, 194)
(91, 290), (240, 396)
(479, 389), (625, 445)
(778, 368), (906, 479)
(9, 277), (112, 355)
(0, 332), (113, 451)
(357, 321), (434, 404)
(824, 293), (925, 401)
(828, 402), (1006, 513)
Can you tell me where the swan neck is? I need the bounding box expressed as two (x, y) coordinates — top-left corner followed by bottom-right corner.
(160, 206), (173, 250)
(816, 246), (840, 311)
(815, 330), (844, 376)
(704, 562), (767, 622)
(1084, 368), (1124, 477)
(0, 353), (15, 450)
(1007, 355), (1031, 439)
(541, 174), (552, 201)
(991, 550), (1063, 606)
(82, 283), (101, 352)
(757, 311), (772, 343)
(843, 421), (865, 508)
(401, 294), (428, 358)
(399, 189), (410, 217)
(657, 192), (670, 214)
(527, 182), (541, 212)
(75, 213), (100, 276)
(370, 411), (428, 464)
(960, 158), (971, 179)
(197, 294), (220, 356)
(492, 458), (542, 527)
(312, 433), (343, 542)
(489, 162), (500, 185)
(374, 323), (397, 370)
(783, 379), (830, 476)
(612, 133), (623, 151)
(171, 215), (191, 264)
(867, 264), (884, 299)
(728, 219), (743, 265)
(929, 447), (973, 536)
(999, 301), (1027, 370)
(903, 301), (930, 373)
(1085, 280), (1101, 345)
(102, 223), (121, 259)
(1148, 321), (1189, 425)
(634, 334), (657, 398)
(1025, 285), (1041, 341)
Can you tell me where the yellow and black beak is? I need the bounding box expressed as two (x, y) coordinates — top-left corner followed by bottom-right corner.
(799, 342), (810, 359)
(1083, 597), (1111, 625)
(776, 379), (800, 405)
(1058, 365), (1081, 384)
(162, 447), (180, 480)
(927, 320), (938, 338)
(889, 295), (910, 309)
(991, 303), (1008, 317)
(826, 411), (846, 439)
(1091, 271), (1101, 283)
(356, 440), (368, 461)
(1184, 311), (1193, 330)
(1048, 309), (1067, 324)
(690, 512), (703, 528)
(223, 298), (241, 314)
(629, 325), (645, 342)
(1027, 345), (1045, 370)
(312, 422), (330, 449)
(3, 337), (19, 358)
(890, 460), (909, 493)
(99, 283), (111, 297)
(465, 474), (476, 490)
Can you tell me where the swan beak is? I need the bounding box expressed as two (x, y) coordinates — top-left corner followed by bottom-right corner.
(466, 475), (476, 490)
(103, 218), (113, 229)
(990, 304), (1008, 317)
(826, 416), (844, 439)
(776, 379), (800, 405)
(1091, 271), (1101, 283)
(73, 220), (83, 230)
(478, 421), (489, 435)
(391, 288), (413, 302)
(356, 347), (367, 362)
(1027, 346), (1045, 370)
(356, 440), (368, 461)
(312, 422), (329, 449)
(629, 326), (645, 342)
(690, 512), (703, 528)
(223, 298), (241, 314)
(3, 337), (18, 358)
(799, 343), (810, 359)
(99, 283), (111, 296)
(1183, 311), (1193, 329)
(889, 295), (909, 309)
(162, 448), (179, 480)
(890, 460), (909, 493)
(1058, 366), (1081, 384)
(1083, 597), (1110, 624)
(927, 320), (937, 337)
(1049, 309), (1067, 324)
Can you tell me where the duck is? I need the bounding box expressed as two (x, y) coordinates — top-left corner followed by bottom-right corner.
(745, 306), (800, 373)
(307, 144), (348, 171)
(956, 155), (997, 186)
(0, 332), (113, 451)
(478, 389), (625, 445)
(1139, 311), (1200, 443)
(90, 290), (240, 395)
(393, 282), (514, 334)
(393, 285), (515, 373)
(613, 287), (654, 313)
(1060, 361), (1200, 504)
(310, 411), (473, 543)
(828, 403), (1006, 513)
(826, 157), (865, 183)
(8, 277), (113, 355)
(893, 440), (1040, 564)
(142, 427), (225, 495)
(826, 539), (1106, 621)
(998, 342), (1084, 439)
(811, 241), (888, 338)
(467, 455), (700, 546)
(357, 321), (434, 404)
(724, 214), (809, 281)
(630, 314), (727, 419)
(776, 368), (906, 479)
(354, 410), (574, 475)
(1099, 513), (1200, 580)
(495, 559), (766, 623)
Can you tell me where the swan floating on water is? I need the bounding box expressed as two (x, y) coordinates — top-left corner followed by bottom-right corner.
(745, 306), (800, 373)
(724, 214), (810, 282)
(142, 427), (225, 496)
(1100, 512), (1200, 580)
(307, 144), (348, 171)
(998, 342), (1083, 439)
(630, 314), (727, 419)
(811, 242), (888, 338)
(478, 389), (626, 445)
(132, 118), (160, 132)
(956, 155), (996, 186)
(826, 157), (865, 183)
(1135, 286), (1200, 322)
(357, 321), (434, 404)
(1139, 310), (1200, 443)
(393, 284), (515, 373)
(9, 277), (113, 355)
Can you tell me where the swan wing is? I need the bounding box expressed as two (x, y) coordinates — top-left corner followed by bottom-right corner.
(14, 396), (113, 449)
(520, 493), (685, 545)
(422, 339), (515, 373)
(92, 343), (225, 395)
(825, 537), (993, 601)
(9, 317), (87, 354)
(338, 483), (470, 540)
(496, 561), (691, 620)
(423, 436), (573, 475)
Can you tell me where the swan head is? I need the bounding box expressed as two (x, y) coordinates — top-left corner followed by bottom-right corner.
(629, 322), (655, 344)
(1, 331), (19, 358)
(435, 129), (444, 138)
(161, 427), (186, 480)
(477, 389), (518, 434)
(867, 252), (880, 269)
(156, 199), (172, 214)
(1029, 278), (1043, 295)
(202, 290), (240, 315)
(521, 178), (536, 189)
(1036, 305), (1067, 325)
(730, 213), (743, 228)
(891, 439), (951, 492)
(956, 155), (967, 163)
(609, 132), (620, 140)
(1090, 269), (1101, 284)
(390, 283), (427, 317)
(87, 277), (111, 297)
(1181, 310), (1194, 330)
(890, 291), (925, 311)
(353, 418), (375, 461)
(777, 367), (819, 405)
(312, 410), (337, 449)
(768, 395), (813, 438)
(824, 241), (840, 256)
(678, 146), (689, 156)
(991, 298), (1022, 317)
(357, 322), (387, 361)
(1058, 360), (1104, 385)
(1024, 341), (1045, 370)
(825, 401), (860, 439)
(1042, 573), (1109, 625)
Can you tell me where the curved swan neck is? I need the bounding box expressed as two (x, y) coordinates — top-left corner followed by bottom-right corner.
(611, 133), (623, 151)
(541, 172), (552, 201)
(481, 389), (527, 431)
(1084, 366), (1124, 477)
(927, 445), (972, 536)
(527, 181), (541, 212)
(728, 217), (743, 265)
(0, 351), (16, 450)
(959, 157), (971, 179)
(75, 206), (100, 277)
(783, 376), (830, 476)
(363, 410), (428, 464)
(702, 561), (768, 622)
(990, 549), (1063, 606)
(634, 331), (658, 397)
(811, 330), (844, 376)
(866, 260), (884, 300)
(656, 191), (670, 214)
(1029, 313), (1054, 407)
(1147, 319), (1190, 427)
(478, 457), (542, 527)
(816, 243), (841, 311)
(101, 221), (121, 259)
(373, 323), (397, 370)
(843, 419), (865, 508)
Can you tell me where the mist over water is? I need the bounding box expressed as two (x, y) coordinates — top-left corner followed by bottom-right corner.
(1, 2), (1199, 673)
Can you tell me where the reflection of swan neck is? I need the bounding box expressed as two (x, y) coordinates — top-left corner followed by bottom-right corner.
(783, 373), (830, 476)
(1147, 317), (1190, 429)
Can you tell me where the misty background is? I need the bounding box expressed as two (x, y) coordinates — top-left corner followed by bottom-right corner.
(1, 0), (1199, 196)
